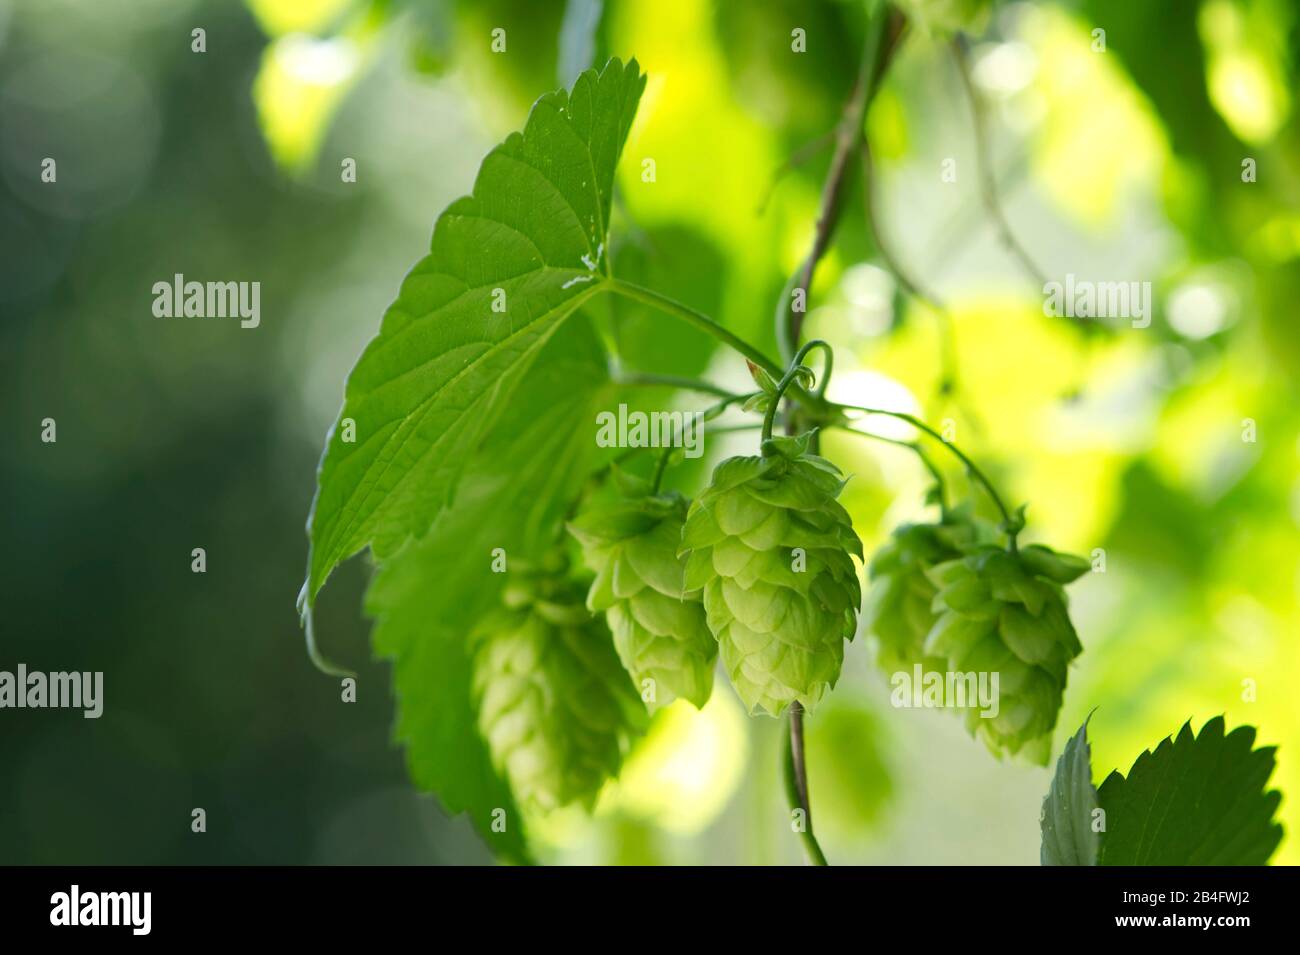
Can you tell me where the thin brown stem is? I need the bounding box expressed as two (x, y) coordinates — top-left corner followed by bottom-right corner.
(950, 34), (1048, 289)
(757, 130), (836, 215)
(777, 9), (905, 365)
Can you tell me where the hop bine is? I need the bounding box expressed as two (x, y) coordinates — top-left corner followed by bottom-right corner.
(679, 431), (863, 716)
(471, 555), (646, 811)
(568, 487), (717, 709)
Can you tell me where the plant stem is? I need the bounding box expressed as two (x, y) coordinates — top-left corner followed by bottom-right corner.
(650, 446), (672, 493)
(784, 702), (828, 866)
(831, 425), (950, 513)
(950, 34), (1048, 290)
(300, 602), (356, 679)
(860, 141), (961, 404)
(757, 129), (837, 215)
(777, 18), (886, 365)
(776, 8), (908, 367)
(615, 372), (740, 400)
(761, 340), (832, 441)
(833, 403), (1017, 544)
(607, 278), (784, 378)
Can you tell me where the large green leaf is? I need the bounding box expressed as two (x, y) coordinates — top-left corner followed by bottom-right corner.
(366, 316), (614, 861)
(1040, 716), (1100, 865)
(1096, 716), (1284, 865)
(305, 57), (645, 605)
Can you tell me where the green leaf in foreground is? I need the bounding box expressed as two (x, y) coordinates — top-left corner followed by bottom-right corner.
(304, 57), (645, 606)
(366, 317), (614, 861)
(1096, 716), (1283, 865)
(1040, 716), (1100, 865)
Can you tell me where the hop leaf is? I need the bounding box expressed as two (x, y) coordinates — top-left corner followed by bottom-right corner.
(569, 491), (718, 709)
(471, 558), (646, 811)
(862, 510), (991, 677)
(923, 543), (1088, 763)
(679, 431), (864, 715)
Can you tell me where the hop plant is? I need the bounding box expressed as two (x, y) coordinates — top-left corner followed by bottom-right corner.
(679, 431), (864, 716)
(471, 556), (646, 811)
(923, 543), (1090, 764)
(568, 487), (717, 709)
(862, 510), (989, 676)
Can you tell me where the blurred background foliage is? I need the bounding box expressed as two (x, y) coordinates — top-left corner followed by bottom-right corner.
(1, 0), (1297, 864)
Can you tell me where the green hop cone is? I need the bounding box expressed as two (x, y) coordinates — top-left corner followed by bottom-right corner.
(679, 431), (864, 716)
(862, 511), (989, 676)
(471, 557), (646, 812)
(567, 489), (717, 709)
(924, 543), (1090, 764)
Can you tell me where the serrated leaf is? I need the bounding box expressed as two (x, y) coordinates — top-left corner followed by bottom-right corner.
(366, 317), (614, 862)
(304, 57), (645, 606)
(1096, 716), (1284, 865)
(1040, 716), (1100, 865)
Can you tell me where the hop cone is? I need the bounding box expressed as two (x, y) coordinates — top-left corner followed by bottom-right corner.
(471, 559), (646, 811)
(568, 490), (716, 709)
(679, 432), (863, 716)
(862, 513), (986, 676)
(924, 543), (1089, 763)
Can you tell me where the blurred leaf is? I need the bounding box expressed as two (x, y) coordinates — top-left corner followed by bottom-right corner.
(1198, 0), (1293, 146)
(805, 696), (893, 839)
(366, 316), (614, 862)
(558, 0), (604, 85)
(246, 0), (354, 36)
(1040, 716), (1099, 865)
(600, 693), (749, 835)
(305, 58), (645, 604)
(1107, 462), (1212, 581)
(252, 33), (364, 173)
(1096, 716), (1284, 865)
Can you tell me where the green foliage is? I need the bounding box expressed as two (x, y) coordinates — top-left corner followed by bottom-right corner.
(365, 316), (614, 860)
(296, 33), (1290, 866)
(304, 58), (645, 605)
(1096, 716), (1284, 865)
(1042, 715), (1284, 866)
(1040, 717), (1100, 865)
(680, 431), (864, 715)
(568, 486), (717, 709)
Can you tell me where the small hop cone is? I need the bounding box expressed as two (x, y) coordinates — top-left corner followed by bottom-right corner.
(924, 543), (1089, 763)
(679, 431), (864, 716)
(471, 560), (646, 812)
(568, 490), (717, 709)
(862, 512), (989, 675)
